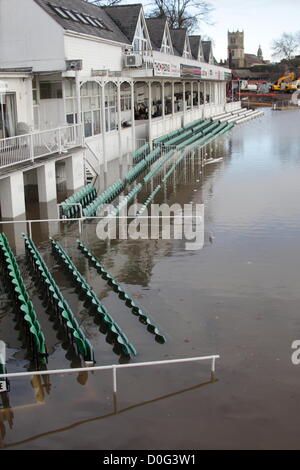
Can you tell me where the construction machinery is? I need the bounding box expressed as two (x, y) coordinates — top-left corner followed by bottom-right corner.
(271, 72), (295, 92)
(286, 78), (300, 92)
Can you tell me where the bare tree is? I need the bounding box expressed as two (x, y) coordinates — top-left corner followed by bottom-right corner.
(148, 0), (214, 32)
(271, 32), (300, 62)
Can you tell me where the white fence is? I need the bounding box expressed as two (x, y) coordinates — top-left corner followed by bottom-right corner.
(0, 124), (83, 170)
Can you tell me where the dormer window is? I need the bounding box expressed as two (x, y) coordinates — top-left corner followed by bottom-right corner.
(133, 13), (150, 53)
(182, 37), (192, 59)
(161, 26), (173, 55)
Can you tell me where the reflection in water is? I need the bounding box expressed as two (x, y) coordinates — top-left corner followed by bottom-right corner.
(0, 393), (14, 449)
(3, 110), (300, 448)
(2, 374), (217, 449)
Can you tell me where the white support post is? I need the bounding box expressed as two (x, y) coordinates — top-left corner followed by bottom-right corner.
(162, 81), (165, 119)
(0, 173), (26, 218)
(171, 82), (175, 117)
(37, 160), (57, 203)
(148, 81), (152, 149)
(101, 82), (107, 173)
(131, 82), (136, 152)
(117, 81), (122, 165)
(75, 71), (82, 125)
(191, 82), (193, 110)
(198, 82), (200, 109)
(65, 153), (85, 192)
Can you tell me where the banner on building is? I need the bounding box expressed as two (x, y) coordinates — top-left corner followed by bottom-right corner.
(154, 62), (180, 77)
(180, 64), (202, 79)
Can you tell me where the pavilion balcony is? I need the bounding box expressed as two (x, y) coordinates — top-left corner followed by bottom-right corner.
(0, 124), (83, 171)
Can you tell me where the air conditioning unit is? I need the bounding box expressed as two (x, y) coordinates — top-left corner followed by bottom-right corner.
(66, 60), (83, 71)
(124, 54), (142, 68)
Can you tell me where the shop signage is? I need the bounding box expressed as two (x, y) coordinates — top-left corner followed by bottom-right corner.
(154, 61), (180, 77)
(180, 64), (202, 79)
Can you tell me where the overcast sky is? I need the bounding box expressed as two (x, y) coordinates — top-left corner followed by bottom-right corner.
(125, 0), (300, 62)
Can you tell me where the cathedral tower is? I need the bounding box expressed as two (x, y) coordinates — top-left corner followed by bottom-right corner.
(228, 30), (245, 68)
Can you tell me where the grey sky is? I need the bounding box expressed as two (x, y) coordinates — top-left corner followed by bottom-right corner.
(124, 0), (300, 62)
(200, 0), (300, 61)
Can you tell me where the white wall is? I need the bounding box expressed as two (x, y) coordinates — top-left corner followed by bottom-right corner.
(0, 0), (65, 71)
(0, 75), (34, 129)
(64, 35), (123, 75)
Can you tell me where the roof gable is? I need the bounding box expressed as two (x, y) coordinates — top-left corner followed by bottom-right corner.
(33, 0), (130, 44)
(145, 17), (166, 50)
(170, 28), (188, 56)
(104, 4), (142, 44)
(202, 40), (214, 64)
(189, 35), (203, 61)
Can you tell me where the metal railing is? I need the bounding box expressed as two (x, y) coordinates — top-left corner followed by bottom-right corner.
(0, 124), (83, 170)
(0, 355), (220, 396)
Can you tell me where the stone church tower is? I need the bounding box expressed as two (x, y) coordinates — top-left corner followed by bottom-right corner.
(257, 44), (263, 61)
(228, 31), (245, 68)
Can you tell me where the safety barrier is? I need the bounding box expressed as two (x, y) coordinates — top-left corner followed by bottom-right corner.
(83, 179), (126, 217)
(132, 143), (150, 164)
(50, 238), (137, 358)
(61, 184), (97, 219)
(77, 241), (166, 344)
(23, 234), (95, 364)
(0, 233), (48, 363)
(107, 183), (143, 218)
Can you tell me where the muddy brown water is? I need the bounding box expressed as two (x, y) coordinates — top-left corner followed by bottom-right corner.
(1, 109), (300, 450)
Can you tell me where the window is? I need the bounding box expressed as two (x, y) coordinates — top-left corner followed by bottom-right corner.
(161, 28), (172, 54)
(183, 38), (192, 59)
(120, 83), (132, 112)
(0, 93), (17, 139)
(105, 83), (117, 132)
(40, 81), (63, 99)
(94, 19), (105, 28)
(75, 12), (89, 24)
(85, 16), (98, 27)
(65, 10), (80, 22)
(133, 14), (149, 53)
(50, 5), (69, 19)
(81, 81), (102, 137)
(32, 76), (40, 130)
(49, 4), (106, 29)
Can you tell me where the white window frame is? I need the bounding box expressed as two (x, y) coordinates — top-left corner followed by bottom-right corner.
(161, 25), (173, 55)
(183, 37), (192, 59)
(133, 12), (151, 54)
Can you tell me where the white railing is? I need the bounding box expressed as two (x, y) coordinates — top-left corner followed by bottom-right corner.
(0, 355), (220, 399)
(0, 124), (83, 170)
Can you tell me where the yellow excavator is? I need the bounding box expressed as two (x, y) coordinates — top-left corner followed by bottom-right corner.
(286, 78), (300, 92)
(271, 72), (295, 92)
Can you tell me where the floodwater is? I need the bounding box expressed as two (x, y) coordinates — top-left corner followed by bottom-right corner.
(1, 108), (300, 449)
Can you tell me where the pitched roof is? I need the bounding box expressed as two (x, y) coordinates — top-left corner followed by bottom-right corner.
(170, 29), (188, 56)
(33, 0), (130, 45)
(103, 4), (142, 44)
(145, 17), (167, 51)
(202, 40), (213, 63)
(189, 35), (202, 60)
(244, 53), (264, 66)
